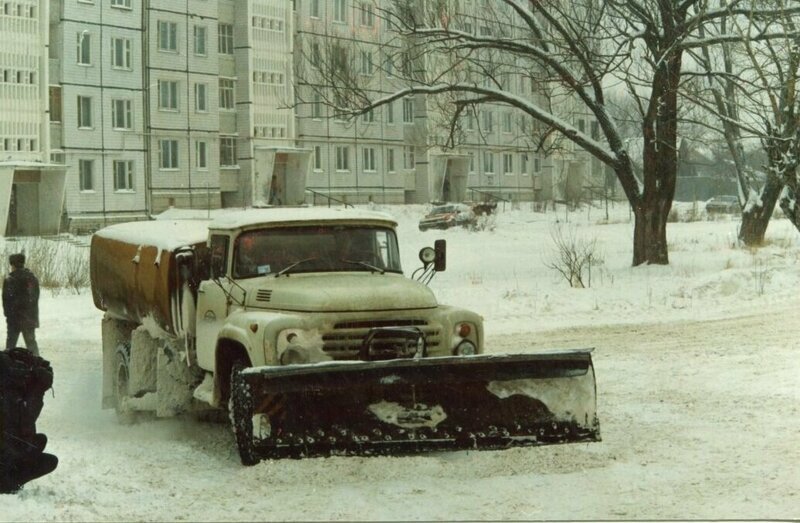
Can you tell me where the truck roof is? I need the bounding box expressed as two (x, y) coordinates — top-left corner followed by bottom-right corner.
(208, 207), (398, 230)
(93, 208), (399, 251)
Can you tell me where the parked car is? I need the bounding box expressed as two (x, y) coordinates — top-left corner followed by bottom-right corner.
(705, 195), (740, 214)
(418, 203), (477, 231)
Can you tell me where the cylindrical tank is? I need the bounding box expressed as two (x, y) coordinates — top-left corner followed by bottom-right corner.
(90, 220), (210, 337)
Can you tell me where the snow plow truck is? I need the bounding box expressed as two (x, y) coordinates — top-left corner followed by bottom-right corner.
(90, 208), (600, 464)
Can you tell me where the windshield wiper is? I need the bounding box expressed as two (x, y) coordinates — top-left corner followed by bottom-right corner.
(340, 259), (385, 274)
(275, 257), (318, 277)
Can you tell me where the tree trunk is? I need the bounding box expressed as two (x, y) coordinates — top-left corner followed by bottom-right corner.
(632, 43), (681, 266)
(632, 203), (670, 265)
(779, 186), (800, 233)
(738, 173), (784, 246)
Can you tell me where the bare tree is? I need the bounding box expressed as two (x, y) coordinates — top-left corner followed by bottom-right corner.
(298, 0), (800, 265)
(686, 0), (800, 245)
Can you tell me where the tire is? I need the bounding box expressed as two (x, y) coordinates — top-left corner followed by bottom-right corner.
(229, 362), (259, 466)
(113, 346), (138, 424)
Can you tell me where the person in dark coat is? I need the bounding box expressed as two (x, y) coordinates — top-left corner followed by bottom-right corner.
(2, 253), (40, 356)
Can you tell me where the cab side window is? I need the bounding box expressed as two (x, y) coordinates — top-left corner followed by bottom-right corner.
(209, 234), (229, 278)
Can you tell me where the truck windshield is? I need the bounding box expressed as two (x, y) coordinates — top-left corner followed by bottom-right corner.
(233, 225), (403, 278)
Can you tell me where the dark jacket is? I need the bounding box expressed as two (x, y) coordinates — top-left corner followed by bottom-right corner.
(2, 268), (40, 329)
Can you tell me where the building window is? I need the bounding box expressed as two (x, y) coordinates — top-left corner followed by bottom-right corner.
(360, 2), (374, 27)
(483, 151), (494, 173)
(386, 148), (395, 172)
(218, 23), (234, 55)
(159, 140), (179, 169)
(219, 78), (235, 110)
(360, 50), (373, 76)
(158, 80), (178, 110)
(466, 111), (475, 131)
(386, 101), (394, 124)
(194, 25), (207, 56)
(362, 109), (374, 123)
(503, 153), (513, 174)
(331, 44), (349, 76)
(312, 93), (322, 119)
(362, 147), (376, 172)
(111, 99), (132, 129)
(113, 160), (134, 191)
(468, 151), (475, 173)
(196, 141), (208, 169)
(220, 137), (237, 166)
(77, 96), (92, 128)
(384, 52), (394, 78)
(402, 98), (413, 123)
(534, 156), (541, 172)
(481, 111), (493, 132)
(79, 159), (94, 191)
(335, 146), (349, 171)
(158, 21), (178, 52)
(503, 112), (512, 133)
(111, 37), (131, 69)
(403, 146), (414, 170)
(520, 153), (528, 175)
(310, 42), (321, 67)
(313, 145), (322, 170)
(77, 32), (91, 65)
(195, 83), (207, 112)
(310, 0), (320, 17)
(49, 86), (62, 123)
(111, 0), (131, 8)
(334, 0), (346, 23)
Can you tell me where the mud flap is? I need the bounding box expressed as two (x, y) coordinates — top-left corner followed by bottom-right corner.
(229, 350), (600, 464)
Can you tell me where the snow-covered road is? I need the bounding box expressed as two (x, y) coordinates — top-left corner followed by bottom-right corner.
(2, 204), (799, 521)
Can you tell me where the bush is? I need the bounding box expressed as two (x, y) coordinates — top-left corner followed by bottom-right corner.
(0, 237), (90, 294)
(544, 225), (604, 288)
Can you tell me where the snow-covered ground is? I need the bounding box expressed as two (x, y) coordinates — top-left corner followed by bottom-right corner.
(2, 202), (799, 521)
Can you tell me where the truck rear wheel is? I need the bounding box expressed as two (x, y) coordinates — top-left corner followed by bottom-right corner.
(113, 346), (137, 424)
(229, 362), (259, 466)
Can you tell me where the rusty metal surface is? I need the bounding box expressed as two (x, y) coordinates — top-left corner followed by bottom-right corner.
(90, 234), (202, 335)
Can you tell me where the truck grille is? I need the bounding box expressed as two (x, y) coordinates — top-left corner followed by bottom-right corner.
(322, 319), (441, 360)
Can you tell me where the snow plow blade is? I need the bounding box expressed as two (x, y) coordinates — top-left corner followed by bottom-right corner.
(230, 350), (599, 465)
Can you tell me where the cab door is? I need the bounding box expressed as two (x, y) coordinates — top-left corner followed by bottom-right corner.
(196, 234), (231, 371)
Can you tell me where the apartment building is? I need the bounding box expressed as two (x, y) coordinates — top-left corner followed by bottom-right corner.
(292, 0), (598, 206)
(2, 0), (599, 235)
(48, 0), (148, 232)
(0, 0), (65, 236)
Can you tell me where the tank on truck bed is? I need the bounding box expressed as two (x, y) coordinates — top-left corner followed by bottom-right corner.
(90, 220), (210, 337)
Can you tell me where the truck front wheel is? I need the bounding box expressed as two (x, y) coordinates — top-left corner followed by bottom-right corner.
(229, 361), (259, 466)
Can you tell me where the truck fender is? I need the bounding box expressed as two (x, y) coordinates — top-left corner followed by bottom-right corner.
(432, 304), (484, 354)
(211, 311), (306, 407)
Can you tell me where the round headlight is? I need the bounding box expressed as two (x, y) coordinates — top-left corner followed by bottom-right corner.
(456, 323), (472, 338)
(455, 340), (477, 356)
(280, 345), (309, 365)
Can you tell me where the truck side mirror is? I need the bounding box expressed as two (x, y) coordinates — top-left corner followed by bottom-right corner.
(434, 239), (446, 272)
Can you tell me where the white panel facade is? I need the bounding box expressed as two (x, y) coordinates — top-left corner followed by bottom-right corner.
(0, 0), (47, 162)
